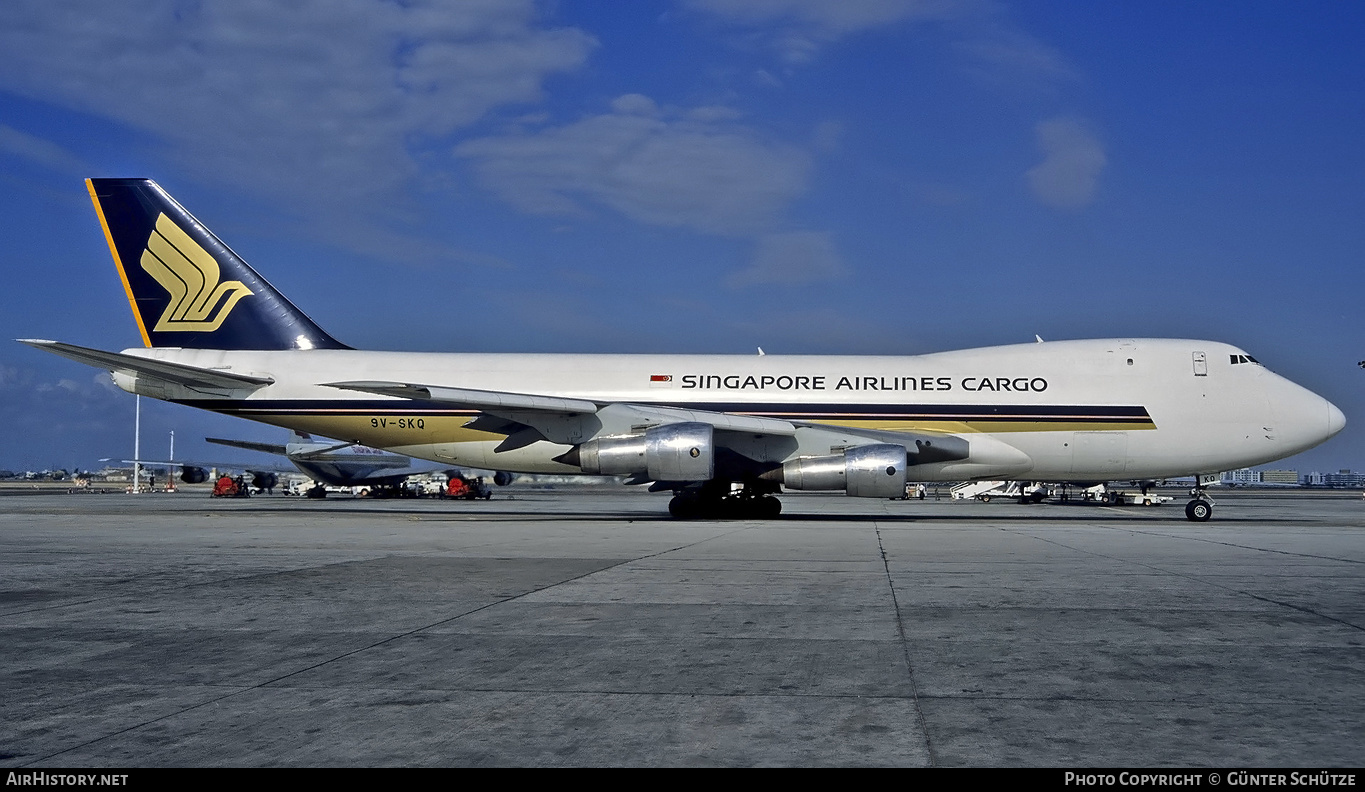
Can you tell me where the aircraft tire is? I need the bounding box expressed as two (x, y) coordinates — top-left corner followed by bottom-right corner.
(1185, 500), (1212, 522)
(979, 495), (990, 503)
(728, 496), (781, 520)
(669, 493), (700, 519)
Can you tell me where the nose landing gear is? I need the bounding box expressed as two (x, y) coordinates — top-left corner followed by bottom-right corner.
(1184, 485), (1214, 522)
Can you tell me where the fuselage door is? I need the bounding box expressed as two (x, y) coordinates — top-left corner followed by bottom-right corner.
(1070, 431), (1129, 475)
(1192, 351), (1208, 377)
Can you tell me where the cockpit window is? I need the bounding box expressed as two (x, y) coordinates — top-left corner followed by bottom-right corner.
(1229, 354), (1262, 365)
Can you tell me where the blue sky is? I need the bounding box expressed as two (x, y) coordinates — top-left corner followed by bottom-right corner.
(0, 0), (1360, 475)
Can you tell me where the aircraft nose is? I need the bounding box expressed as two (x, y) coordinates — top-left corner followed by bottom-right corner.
(1269, 376), (1345, 456)
(1327, 399), (1346, 439)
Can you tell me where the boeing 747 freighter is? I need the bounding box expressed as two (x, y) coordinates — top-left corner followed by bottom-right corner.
(21, 179), (1345, 520)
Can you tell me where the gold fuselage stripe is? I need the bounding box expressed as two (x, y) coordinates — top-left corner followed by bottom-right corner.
(185, 409), (1155, 450)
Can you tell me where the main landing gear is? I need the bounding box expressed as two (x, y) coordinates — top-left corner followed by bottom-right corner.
(669, 480), (782, 519)
(1184, 485), (1214, 522)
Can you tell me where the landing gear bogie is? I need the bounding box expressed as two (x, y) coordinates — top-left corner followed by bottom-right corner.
(669, 484), (782, 520)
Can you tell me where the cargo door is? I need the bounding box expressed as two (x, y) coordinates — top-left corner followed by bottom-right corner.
(1069, 431), (1129, 476)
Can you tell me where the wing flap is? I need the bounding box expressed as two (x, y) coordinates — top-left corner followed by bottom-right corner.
(618, 403), (797, 436)
(324, 380), (599, 414)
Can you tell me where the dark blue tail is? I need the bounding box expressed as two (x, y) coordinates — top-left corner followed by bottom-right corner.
(87, 178), (349, 350)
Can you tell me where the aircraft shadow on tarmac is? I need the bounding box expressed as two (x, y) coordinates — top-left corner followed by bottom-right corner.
(198, 498), (1316, 525)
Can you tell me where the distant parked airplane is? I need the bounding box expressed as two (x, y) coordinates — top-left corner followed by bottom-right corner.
(205, 431), (447, 494)
(163, 431), (512, 496)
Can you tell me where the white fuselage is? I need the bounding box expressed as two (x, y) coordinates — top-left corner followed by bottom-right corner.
(113, 338), (1343, 483)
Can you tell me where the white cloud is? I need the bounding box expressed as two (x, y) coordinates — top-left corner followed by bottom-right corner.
(684, 0), (1073, 87)
(0, 364), (27, 391)
(685, 0), (941, 62)
(728, 231), (846, 287)
(456, 95), (811, 236)
(457, 95), (848, 285)
(686, 0), (939, 37)
(1027, 117), (1106, 209)
(952, 24), (1078, 85)
(0, 125), (85, 172)
(0, 1), (595, 261)
(28, 371), (116, 401)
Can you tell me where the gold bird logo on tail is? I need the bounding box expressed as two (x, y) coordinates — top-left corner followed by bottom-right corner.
(140, 213), (253, 332)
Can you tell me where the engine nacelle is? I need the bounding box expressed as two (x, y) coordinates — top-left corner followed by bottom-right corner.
(576, 422), (714, 482)
(774, 443), (907, 498)
(492, 471), (515, 486)
(180, 466), (208, 484)
(251, 472), (278, 490)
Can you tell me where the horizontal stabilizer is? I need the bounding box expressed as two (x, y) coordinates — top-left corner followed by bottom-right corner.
(18, 339), (274, 390)
(324, 380), (600, 414)
(289, 440), (361, 459)
(112, 458), (295, 475)
(205, 437), (289, 456)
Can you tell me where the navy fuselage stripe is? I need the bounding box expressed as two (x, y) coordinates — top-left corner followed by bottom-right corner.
(172, 398), (1152, 422)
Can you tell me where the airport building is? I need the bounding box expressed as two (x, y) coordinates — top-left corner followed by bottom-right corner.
(1259, 470), (1300, 485)
(1220, 468), (1303, 486)
(1322, 470), (1365, 488)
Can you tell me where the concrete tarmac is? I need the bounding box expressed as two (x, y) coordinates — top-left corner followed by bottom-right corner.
(1, 487), (1361, 767)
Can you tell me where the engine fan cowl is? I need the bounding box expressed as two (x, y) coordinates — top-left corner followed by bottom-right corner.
(573, 422), (714, 482)
(771, 444), (908, 499)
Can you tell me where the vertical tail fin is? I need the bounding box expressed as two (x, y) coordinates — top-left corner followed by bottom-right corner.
(87, 178), (349, 350)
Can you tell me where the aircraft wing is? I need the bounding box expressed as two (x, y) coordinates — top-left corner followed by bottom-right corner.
(318, 378), (1039, 488)
(325, 380), (800, 437)
(204, 430), (448, 486)
(18, 340), (273, 390)
(322, 378), (989, 464)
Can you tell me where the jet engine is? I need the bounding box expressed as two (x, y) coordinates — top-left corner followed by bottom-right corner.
(179, 465), (208, 484)
(570, 422), (714, 482)
(251, 472), (278, 490)
(492, 471), (515, 486)
(762, 443), (907, 498)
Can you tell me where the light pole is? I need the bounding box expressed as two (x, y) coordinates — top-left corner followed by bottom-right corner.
(165, 429), (176, 492)
(131, 395), (141, 494)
